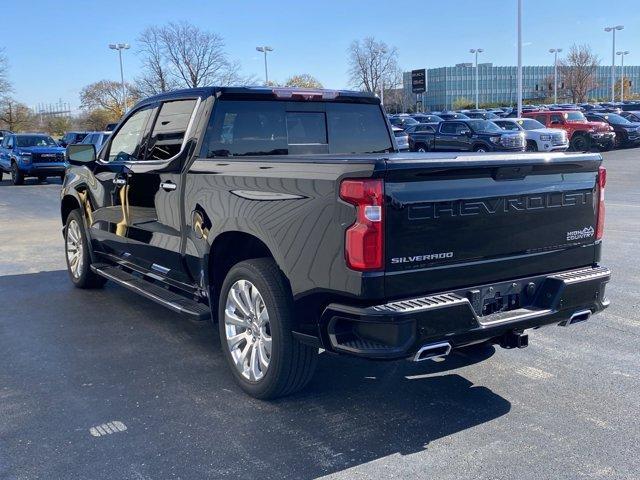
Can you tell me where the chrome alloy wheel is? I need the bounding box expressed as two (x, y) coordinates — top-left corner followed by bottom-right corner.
(224, 280), (272, 381)
(66, 219), (84, 279)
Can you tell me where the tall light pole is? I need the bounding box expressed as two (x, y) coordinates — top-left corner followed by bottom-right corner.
(469, 48), (484, 109)
(256, 46), (273, 85)
(108, 43), (130, 114)
(549, 48), (563, 104)
(617, 50), (630, 101)
(604, 25), (624, 102)
(516, 0), (523, 117)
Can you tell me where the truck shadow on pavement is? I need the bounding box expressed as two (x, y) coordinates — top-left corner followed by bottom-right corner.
(0, 270), (511, 479)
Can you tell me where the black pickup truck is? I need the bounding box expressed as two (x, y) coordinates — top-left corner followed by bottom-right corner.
(409, 119), (526, 152)
(61, 87), (610, 399)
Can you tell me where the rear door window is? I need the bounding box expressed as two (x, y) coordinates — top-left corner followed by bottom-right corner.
(146, 99), (197, 160)
(440, 123), (457, 134)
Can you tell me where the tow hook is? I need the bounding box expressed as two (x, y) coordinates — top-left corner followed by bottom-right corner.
(499, 330), (529, 349)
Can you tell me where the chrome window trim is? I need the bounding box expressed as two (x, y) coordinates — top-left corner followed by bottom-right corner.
(98, 97), (202, 166)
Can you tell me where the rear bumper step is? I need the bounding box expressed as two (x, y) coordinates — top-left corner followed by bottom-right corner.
(323, 266), (610, 359)
(90, 263), (210, 321)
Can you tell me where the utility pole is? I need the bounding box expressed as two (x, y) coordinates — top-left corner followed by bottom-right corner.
(604, 25), (624, 102)
(470, 48), (484, 109)
(617, 50), (630, 101)
(549, 48), (563, 104)
(256, 46), (274, 85)
(516, 0), (523, 117)
(109, 43), (130, 114)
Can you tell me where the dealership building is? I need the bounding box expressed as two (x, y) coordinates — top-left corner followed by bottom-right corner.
(403, 64), (640, 110)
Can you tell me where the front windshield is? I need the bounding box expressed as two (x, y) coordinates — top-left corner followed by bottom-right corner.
(518, 119), (546, 130)
(16, 135), (57, 147)
(468, 120), (503, 133)
(600, 113), (631, 125)
(565, 112), (586, 122)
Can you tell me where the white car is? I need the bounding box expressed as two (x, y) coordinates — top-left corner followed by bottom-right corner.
(392, 126), (409, 151)
(493, 118), (569, 152)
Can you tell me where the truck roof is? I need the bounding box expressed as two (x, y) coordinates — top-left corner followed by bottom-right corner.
(138, 86), (379, 108)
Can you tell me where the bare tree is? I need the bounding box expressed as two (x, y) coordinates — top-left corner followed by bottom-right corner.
(80, 80), (138, 119)
(347, 37), (399, 95)
(135, 22), (248, 94)
(284, 74), (323, 89)
(135, 27), (177, 96)
(0, 48), (12, 97)
(559, 45), (600, 103)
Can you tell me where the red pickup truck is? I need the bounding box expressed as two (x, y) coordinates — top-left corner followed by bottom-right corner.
(523, 110), (615, 151)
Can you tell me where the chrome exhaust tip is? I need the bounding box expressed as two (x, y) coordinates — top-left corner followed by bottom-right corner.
(559, 309), (592, 327)
(413, 342), (452, 362)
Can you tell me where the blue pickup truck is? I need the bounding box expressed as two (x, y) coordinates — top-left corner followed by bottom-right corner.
(0, 133), (67, 185)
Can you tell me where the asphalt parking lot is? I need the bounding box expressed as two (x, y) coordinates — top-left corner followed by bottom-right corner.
(0, 150), (639, 480)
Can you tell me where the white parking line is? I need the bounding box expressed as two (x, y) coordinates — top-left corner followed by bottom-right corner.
(515, 366), (554, 380)
(89, 421), (127, 437)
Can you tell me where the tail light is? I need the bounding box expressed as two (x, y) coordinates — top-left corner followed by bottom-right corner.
(596, 166), (606, 240)
(340, 179), (384, 271)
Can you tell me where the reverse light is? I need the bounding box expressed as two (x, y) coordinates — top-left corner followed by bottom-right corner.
(340, 179), (384, 271)
(596, 166), (606, 240)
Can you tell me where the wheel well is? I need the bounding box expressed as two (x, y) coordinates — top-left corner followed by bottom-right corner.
(473, 143), (489, 151)
(61, 195), (80, 226)
(208, 231), (277, 311)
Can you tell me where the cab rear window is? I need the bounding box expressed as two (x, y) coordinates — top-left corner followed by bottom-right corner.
(202, 100), (392, 157)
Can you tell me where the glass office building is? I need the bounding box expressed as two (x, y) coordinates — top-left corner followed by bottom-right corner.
(404, 65), (640, 111)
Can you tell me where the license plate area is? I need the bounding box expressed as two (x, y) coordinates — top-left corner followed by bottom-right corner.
(465, 279), (534, 318)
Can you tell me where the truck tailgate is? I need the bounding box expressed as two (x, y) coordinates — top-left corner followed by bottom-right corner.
(383, 152), (603, 298)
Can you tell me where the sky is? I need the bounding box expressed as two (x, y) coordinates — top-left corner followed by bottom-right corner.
(4, 0), (640, 111)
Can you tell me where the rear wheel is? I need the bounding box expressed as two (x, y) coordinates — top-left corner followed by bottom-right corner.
(473, 145), (489, 152)
(570, 134), (589, 152)
(415, 143), (428, 152)
(11, 163), (24, 185)
(218, 258), (318, 399)
(64, 209), (107, 289)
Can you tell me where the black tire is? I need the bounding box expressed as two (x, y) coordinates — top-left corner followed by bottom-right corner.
(571, 134), (589, 152)
(0, 170), (3, 182)
(64, 209), (107, 289)
(473, 144), (489, 152)
(600, 140), (614, 152)
(37, 175), (47, 183)
(414, 143), (428, 152)
(526, 140), (538, 152)
(11, 163), (24, 185)
(218, 258), (318, 399)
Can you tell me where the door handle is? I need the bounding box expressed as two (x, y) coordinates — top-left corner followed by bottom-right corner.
(113, 177), (127, 186)
(161, 181), (177, 192)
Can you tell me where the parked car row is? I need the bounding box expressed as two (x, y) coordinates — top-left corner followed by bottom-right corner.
(0, 130), (111, 185)
(390, 105), (640, 152)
